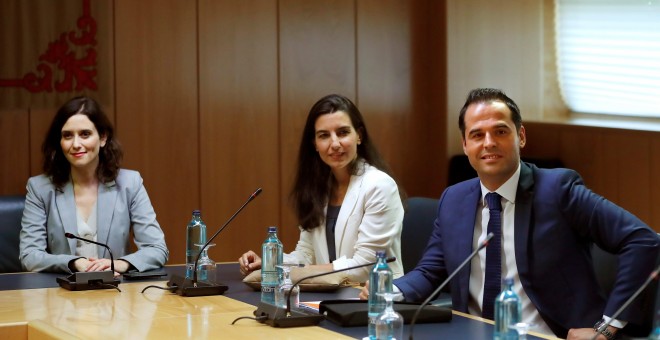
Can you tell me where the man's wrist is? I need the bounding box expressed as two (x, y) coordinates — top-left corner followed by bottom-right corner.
(594, 319), (619, 340)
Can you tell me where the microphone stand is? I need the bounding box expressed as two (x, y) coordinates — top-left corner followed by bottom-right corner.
(57, 233), (121, 291)
(591, 264), (660, 340)
(166, 188), (263, 297)
(408, 232), (494, 340)
(253, 257), (397, 328)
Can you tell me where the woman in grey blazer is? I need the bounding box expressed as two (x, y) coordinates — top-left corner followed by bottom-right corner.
(19, 96), (168, 274)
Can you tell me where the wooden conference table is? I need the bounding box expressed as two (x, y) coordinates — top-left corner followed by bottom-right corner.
(0, 263), (555, 339)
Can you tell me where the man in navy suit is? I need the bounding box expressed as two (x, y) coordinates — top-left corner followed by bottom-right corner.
(360, 88), (659, 339)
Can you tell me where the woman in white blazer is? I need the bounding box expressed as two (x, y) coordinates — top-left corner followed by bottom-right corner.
(19, 96), (168, 274)
(239, 94), (405, 282)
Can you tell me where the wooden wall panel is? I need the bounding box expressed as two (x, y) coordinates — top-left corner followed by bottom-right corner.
(27, 109), (56, 178)
(356, 0), (412, 193)
(114, 0), (199, 265)
(408, 0), (447, 196)
(524, 122), (660, 231)
(589, 130), (618, 201)
(0, 109), (30, 194)
(560, 127), (614, 198)
(278, 0), (357, 247)
(356, 0), (446, 198)
(198, 0), (279, 261)
(610, 131), (651, 223)
(652, 138), (660, 229)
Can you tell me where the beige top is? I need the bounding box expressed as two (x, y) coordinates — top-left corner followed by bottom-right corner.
(75, 203), (98, 258)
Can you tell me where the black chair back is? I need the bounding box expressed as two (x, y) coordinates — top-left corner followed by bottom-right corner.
(590, 236), (659, 336)
(0, 195), (26, 273)
(401, 197), (438, 273)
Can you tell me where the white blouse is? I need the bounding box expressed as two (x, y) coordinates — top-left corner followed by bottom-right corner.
(75, 204), (98, 259)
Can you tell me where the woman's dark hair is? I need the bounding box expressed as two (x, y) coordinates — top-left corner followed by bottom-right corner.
(458, 88), (522, 138)
(290, 94), (405, 231)
(42, 96), (122, 188)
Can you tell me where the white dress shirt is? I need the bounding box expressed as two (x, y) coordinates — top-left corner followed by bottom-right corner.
(467, 164), (553, 335)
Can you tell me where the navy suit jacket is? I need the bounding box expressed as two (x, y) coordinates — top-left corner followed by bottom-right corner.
(394, 162), (659, 337)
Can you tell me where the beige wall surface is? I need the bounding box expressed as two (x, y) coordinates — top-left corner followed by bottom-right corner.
(446, 0), (544, 155)
(114, 0), (200, 265)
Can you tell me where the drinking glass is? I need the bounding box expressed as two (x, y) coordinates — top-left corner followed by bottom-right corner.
(195, 243), (217, 284)
(375, 291), (403, 340)
(274, 264), (302, 308)
(509, 322), (534, 340)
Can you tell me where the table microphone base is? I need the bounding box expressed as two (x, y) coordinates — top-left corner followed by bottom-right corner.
(57, 271), (120, 291)
(166, 274), (228, 297)
(254, 302), (325, 328)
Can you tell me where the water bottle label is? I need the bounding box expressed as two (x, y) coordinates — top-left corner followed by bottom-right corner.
(185, 263), (195, 278)
(261, 284), (277, 304)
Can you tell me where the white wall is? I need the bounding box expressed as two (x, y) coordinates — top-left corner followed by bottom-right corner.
(446, 0), (548, 155)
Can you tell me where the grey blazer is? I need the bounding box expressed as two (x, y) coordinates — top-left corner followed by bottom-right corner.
(20, 169), (169, 273)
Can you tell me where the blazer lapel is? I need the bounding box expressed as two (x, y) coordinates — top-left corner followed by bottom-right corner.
(455, 181), (481, 309)
(514, 162), (534, 281)
(56, 182), (78, 254)
(334, 164), (365, 258)
(97, 180), (118, 258)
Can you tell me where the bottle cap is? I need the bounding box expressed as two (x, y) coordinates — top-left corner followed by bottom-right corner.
(502, 277), (514, 285)
(192, 209), (201, 215)
(268, 226), (277, 233)
(376, 250), (386, 258)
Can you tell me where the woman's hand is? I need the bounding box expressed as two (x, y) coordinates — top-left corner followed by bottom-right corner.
(75, 258), (130, 276)
(359, 280), (370, 300)
(238, 250), (262, 276)
(85, 258), (112, 272)
(72, 258), (92, 272)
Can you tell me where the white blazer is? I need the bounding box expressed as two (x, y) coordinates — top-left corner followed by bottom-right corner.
(284, 160), (404, 282)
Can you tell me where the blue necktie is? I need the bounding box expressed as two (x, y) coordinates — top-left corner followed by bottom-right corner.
(482, 192), (502, 319)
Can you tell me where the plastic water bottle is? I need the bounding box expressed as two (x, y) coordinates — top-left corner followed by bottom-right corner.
(185, 210), (207, 279)
(649, 310), (660, 340)
(368, 251), (393, 339)
(261, 226), (283, 305)
(494, 277), (521, 340)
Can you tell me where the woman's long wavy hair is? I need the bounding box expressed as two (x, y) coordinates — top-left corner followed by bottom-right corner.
(290, 94), (405, 231)
(42, 96), (122, 188)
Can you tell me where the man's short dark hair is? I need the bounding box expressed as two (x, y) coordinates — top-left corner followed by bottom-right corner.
(458, 88), (522, 137)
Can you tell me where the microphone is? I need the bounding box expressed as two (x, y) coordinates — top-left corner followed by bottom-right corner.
(165, 188), (263, 297)
(253, 256), (397, 328)
(65, 232), (117, 273)
(408, 232), (494, 340)
(591, 263), (660, 340)
(55, 233), (121, 291)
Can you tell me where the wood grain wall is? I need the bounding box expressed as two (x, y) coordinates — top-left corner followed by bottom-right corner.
(0, 0), (446, 264)
(2, 0), (657, 267)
